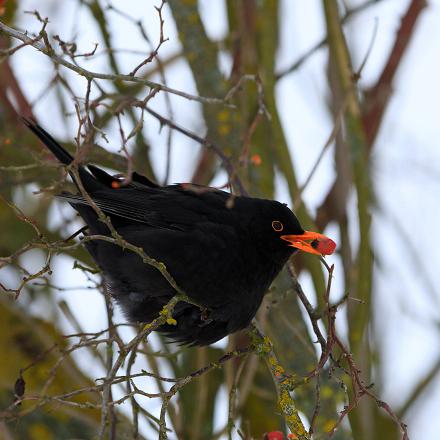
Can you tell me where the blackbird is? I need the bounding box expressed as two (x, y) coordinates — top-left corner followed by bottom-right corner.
(24, 119), (335, 346)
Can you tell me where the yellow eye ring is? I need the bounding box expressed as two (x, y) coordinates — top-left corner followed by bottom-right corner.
(272, 220), (284, 232)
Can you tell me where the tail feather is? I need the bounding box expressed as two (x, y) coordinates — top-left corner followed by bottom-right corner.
(23, 118), (162, 192)
(22, 118), (104, 192)
(22, 117), (74, 165)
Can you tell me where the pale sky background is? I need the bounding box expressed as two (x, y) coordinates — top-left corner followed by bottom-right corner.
(7, 0), (440, 438)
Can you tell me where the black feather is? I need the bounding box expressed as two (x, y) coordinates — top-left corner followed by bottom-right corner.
(23, 118), (105, 193)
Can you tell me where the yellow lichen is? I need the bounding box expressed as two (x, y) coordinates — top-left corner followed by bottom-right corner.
(28, 423), (54, 440)
(143, 322), (153, 331)
(323, 420), (336, 433)
(321, 385), (333, 399)
(218, 124), (231, 136)
(278, 389), (310, 439)
(166, 317), (177, 326)
(217, 110), (230, 122)
(187, 12), (199, 24)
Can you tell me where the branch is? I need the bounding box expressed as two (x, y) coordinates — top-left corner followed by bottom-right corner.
(315, 0), (427, 230)
(362, 0), (428, 145)
(0, 20), (228, 106)
(276, 0), (386, 80)
(249, 323), (310, 440)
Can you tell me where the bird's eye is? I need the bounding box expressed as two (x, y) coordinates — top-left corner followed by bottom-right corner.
(272, 220), (284, 232)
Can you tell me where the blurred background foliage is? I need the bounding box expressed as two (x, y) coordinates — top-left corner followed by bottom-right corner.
(0, 0), (438, 439)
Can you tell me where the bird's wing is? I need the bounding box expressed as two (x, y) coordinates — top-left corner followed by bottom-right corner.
(57, 190), (178, 230)
(58, 185), (234, 231)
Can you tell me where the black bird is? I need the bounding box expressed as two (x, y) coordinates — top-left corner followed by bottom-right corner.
(24, 119), (335, 346)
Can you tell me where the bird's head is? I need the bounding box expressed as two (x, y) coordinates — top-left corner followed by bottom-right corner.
(249, 199), (336, 259)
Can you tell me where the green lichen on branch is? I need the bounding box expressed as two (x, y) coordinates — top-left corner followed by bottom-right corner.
(249, 323), (310, 440)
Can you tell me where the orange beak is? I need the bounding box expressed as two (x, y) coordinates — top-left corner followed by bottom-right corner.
(280, 231), (336, 256)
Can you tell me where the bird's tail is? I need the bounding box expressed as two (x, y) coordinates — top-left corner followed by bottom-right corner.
(22, 117), (74, 165)
(22, 118), (104, 192)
